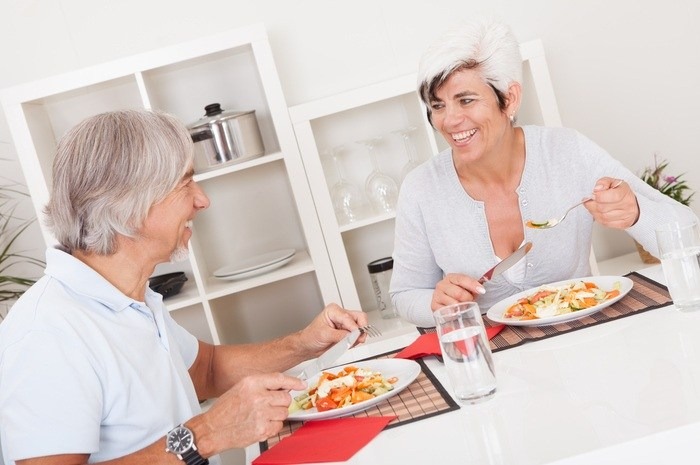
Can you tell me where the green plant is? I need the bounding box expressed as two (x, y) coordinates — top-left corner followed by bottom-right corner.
(0, 179), (44, 318)
(640, 154), (694, 206)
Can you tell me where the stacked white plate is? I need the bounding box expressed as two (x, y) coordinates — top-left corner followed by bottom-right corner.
(213, 248), (296, 281)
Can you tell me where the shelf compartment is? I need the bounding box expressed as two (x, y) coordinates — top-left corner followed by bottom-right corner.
(189, 161), (309, 278)
(168, 303), (215, 344)
(17, 75), (145, 193)
(34, 75), (145, 135)
(209, 273), (324, 344)
(289, 73), (441, 309)
(163, 282), (203, 311)
(148, 264), (203, 312)
(309, 93), (432, 194)
(342, 221), (397, 312)
(338, 211), (395, 233)
(193, 150), (284, 182)
(142, 44), (280, 155)
(203, 249), (315, 299)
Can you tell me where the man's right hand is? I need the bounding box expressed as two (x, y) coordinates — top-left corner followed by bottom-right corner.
(189, 372), (306, 455)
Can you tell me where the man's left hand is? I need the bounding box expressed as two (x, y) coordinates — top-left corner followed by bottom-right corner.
(299, 303), (369, 355)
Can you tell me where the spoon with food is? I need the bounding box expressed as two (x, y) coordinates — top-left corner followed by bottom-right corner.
(525, 179), (624, 229)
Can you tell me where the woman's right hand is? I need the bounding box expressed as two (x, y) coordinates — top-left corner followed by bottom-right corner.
(431, 273), (486, 311)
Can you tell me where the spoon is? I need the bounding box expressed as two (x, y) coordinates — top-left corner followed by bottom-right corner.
(525, 179), (624, 229)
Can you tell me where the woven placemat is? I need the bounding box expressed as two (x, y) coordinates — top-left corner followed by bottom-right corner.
(259, 350), (460, 452)
(419, 272), (672, 353)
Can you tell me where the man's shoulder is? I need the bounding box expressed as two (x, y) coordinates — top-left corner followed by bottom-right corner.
(0, 276), (92, 347)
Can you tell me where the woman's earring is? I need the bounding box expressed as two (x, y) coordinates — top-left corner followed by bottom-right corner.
(509, 113), (515, 124)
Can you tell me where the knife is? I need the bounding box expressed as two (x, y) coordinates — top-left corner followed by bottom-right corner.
(298, 328), (362, 381)
(478, 241), (533, 284)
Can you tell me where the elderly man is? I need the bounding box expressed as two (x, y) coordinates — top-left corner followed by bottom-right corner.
(0, 110), (367, 464)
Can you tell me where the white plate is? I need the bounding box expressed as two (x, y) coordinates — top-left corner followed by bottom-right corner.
(213, 248), (296, 278)
(486, 275), (634, 327)
(287, 358), (421, 421)
(214, 254), (295, 281)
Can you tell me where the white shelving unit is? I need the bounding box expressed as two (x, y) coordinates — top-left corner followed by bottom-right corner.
(290, 39), (578, 314)
(0, 23), (341, 345)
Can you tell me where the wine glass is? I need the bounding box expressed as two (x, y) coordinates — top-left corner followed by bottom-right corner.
(327, 145), (366, 225)
(358, 137), (399, 214)
(393, 126), (421, 181)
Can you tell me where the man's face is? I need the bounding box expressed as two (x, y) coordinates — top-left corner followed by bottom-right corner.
(138, 167), (210, 265)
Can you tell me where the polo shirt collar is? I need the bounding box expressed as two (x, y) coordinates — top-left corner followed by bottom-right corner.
(44, 247), (147, 313)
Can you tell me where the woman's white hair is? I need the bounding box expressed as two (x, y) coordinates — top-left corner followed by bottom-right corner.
(44, 109), (194, 255)
(417, 18), (522, 115)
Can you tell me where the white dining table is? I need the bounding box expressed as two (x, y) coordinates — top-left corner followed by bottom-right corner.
(245, 265), (700, 465)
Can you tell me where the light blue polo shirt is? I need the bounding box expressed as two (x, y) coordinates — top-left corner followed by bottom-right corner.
(0, 248), (217, 463)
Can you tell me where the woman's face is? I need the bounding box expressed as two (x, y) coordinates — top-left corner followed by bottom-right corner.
(429, 68), (513, 164)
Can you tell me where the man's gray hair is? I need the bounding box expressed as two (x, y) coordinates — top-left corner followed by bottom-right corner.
(417, 18), (522, 117)
(44, 109), (194, 255)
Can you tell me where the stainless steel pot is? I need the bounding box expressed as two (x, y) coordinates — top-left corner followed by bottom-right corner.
(188, 103), (265, 172)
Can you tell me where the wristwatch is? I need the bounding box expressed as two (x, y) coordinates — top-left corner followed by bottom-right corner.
(165, 424), (209, 465)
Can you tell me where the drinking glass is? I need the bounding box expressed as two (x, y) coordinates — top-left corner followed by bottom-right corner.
(434, 301), (497, 404)
(358, 137), (399, 215)
(655, 221), (700, 311)
(327, 145), (366, 225)
(392, 126), (421, 181)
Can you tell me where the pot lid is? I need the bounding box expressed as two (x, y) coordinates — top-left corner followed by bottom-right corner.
(187, 103), (255, 130)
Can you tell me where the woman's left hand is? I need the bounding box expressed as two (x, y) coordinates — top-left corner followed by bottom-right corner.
(584, 177), (639, 229)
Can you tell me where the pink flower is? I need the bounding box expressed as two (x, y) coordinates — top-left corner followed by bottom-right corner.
(664, 175), (677, 184)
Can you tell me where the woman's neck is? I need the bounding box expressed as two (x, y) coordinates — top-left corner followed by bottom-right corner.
(456, 126), (525, 198)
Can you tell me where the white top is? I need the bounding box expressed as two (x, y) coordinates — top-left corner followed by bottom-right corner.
(496, 243), (527, 284)
(0, 248), (215, 464)
(390, 125), (698, 327)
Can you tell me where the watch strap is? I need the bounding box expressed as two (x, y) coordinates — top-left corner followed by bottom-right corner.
(181, 447), (209, 465)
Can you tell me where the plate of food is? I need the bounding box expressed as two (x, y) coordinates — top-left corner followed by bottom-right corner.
(486, 275), (633, 327)
(287, 358), (421, 421)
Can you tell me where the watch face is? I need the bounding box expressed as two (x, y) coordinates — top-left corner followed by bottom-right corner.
(167, 425), (193, 454)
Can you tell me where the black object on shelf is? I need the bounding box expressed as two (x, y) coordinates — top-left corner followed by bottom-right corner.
(149, 272), (188, 300)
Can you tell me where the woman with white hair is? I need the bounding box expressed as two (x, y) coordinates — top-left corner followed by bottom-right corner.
(389, 19), (696, 327)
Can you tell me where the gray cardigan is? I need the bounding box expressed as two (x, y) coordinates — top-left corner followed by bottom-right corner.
(390, 125), (697, 327)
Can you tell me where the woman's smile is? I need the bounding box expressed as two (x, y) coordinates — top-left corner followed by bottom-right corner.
(451, 128), (477, 144)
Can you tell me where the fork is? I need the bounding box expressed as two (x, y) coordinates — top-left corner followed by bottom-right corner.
(296, 325), (383, 380)
(525, 179), (624, 229)
(358, 324), (382, 338)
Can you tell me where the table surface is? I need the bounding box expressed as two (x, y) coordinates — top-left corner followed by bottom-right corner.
(246, 265), (700, 465)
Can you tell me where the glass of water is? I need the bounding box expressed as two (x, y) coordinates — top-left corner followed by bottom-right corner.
(655, 221), (700, 311)
(433, 301), (497, 404)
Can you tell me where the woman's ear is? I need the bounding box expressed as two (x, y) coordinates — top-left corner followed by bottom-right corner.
(505, 82), (522, 118)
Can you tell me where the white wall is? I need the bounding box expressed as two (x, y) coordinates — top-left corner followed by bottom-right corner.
(2, 0), (699, 263)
